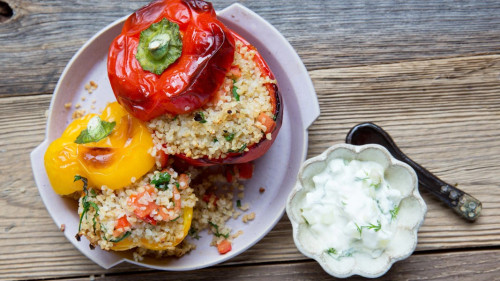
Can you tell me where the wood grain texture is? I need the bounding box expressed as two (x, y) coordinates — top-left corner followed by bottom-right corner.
(60, 249), (500, 281)
(1, 54), (500, 279)
(2, 0), (500, 96)
(2, 0), (500, 279)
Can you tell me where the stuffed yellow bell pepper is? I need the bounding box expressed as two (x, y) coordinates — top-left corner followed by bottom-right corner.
(44, 102), (155, 195)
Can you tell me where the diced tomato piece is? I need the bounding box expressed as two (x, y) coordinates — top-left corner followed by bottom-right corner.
(202, 194), (218, 206)
(229, 65), (241, 78)
(178, 173), (189, 189)
(217, 239), (232, 254)
(236, 162), (254, 179)
(257, 112), (276, 134)
(128, 189), (159, 224)
(157, 150), (169, 168)
(115, 215), (131, 229)
(142, 215), (157, 225)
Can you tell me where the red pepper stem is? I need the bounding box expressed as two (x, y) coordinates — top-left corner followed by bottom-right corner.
(148, 33), (171, 60)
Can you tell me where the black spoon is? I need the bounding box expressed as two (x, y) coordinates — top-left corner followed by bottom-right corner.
(345, 122), (482, 221)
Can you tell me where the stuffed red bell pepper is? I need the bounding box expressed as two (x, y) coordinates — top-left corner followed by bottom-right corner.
(108, 0), (283, 166)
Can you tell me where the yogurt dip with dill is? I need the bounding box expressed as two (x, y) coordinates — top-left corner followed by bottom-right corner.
(299, 158), (403, 259)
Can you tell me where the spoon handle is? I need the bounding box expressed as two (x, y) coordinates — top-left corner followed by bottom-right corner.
(345, 122), (482, 221)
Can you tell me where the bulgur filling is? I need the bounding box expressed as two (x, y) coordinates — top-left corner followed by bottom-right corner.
(78, 169), (197, 252)
(149, 40), (277, 160)
(77, 163), (255, 260)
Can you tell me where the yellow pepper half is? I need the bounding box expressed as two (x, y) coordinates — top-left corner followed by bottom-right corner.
(44, 102), (155, 195)
(110, 207), (193, 251)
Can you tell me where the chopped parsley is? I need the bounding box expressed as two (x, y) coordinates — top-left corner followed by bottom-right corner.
(208, 221), (229, 238)
(224, 132), (235, 141)
(194, 112), (207, 123)
(232, 79), (240, 101)
(213, 138), (218, 143)
(151, 172), (171, 190)
(236, 200), (241, 208)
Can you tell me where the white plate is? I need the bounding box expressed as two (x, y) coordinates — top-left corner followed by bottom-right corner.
(30, 3), (319, 270)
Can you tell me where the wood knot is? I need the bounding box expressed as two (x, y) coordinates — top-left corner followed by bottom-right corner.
(0, 1), (13, 23)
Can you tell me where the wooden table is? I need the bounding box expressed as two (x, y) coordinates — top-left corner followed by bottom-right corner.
(1, 0), (500, 280)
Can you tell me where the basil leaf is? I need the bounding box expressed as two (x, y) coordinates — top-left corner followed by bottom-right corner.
(75, 116), (115, 144)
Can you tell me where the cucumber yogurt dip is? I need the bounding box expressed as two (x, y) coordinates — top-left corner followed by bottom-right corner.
(287, 144), (427, 278)
(299, 158), (403, 259)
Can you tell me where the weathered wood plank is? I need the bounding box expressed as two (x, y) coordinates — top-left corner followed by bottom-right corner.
(2, 0), (500, 96)
(58, 249), (500, 281)
(1, 54), (500, 279)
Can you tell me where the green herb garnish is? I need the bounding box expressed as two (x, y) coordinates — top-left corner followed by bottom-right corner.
(364, 220), (382, 232)
(302, 215), (310, 225)
(236, 200), (241, 208)
(232, 79), (240, 101)
(390, 205), (400, 220)
(238, 144), (247, 153)
(74, 116), (115, 144)
(109, 231), (131, 243)
(213, 138), (218, 143)
(224, 132), (235, 141)
(74, 175), (99, 233)
(326, 248), (337, 256)
(208, 221), (229, 238)
(151, 172), (171, 190)
(355, 220), (382, 238)
(188, 227), (201, 240)
(355, 223), (363, 237)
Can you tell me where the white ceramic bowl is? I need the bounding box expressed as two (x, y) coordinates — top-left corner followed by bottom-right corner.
(30, 3), (320, 270)
(286, 143), (427, 278)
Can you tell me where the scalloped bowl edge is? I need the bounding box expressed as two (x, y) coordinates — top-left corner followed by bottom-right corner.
(286, 143), (427, 278)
